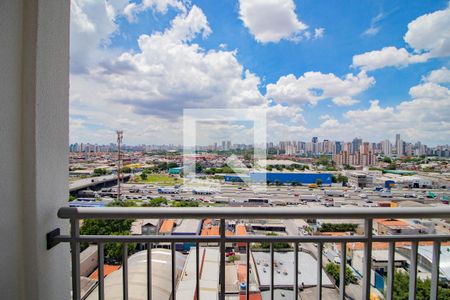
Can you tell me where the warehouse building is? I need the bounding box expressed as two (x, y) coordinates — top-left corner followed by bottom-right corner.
(86, 249), (186, 300)
(224, 172), (332, 186)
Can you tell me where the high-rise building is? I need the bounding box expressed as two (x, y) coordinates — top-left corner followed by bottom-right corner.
(352, 138), (362, 154)
(335, 141), (342, 154)
(382, 139), (392, 156)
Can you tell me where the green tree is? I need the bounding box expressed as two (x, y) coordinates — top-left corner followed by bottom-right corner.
(69, 195), (77, 202)
(319, 223), (357, 232)
(140, 173), (148, 181)
(172, 201), (199, 207)
(325, 262), (357, 286)
(227, 254), (241, 263)
(257, 232), (291, 249)
(391, 271), (450, 300)
(142, 197), (167, 207)
(168, 162), (178, 168)
(93, 168), (107, 176)
(108, 200), (137, 207)
(121, 166), (132, 173)
(195, 163), (203, 173)
(387, 162), (397, 170)
(80, 219), (136, 263)
(383, 156), (392, 163)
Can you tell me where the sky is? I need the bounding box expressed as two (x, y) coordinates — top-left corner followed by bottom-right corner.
(70, 0), (450, 146)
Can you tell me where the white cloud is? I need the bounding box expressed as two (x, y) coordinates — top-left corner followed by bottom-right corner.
(124, 0), (186, 22)
(309, 83), (450, 145)
(266, 71), (374, 106)
(404, 4), (450, 57)
(314, 28), (325, 39)
(70, 5), (267, 144)
(238, 0), (309, 43)
(362, 12), (385, 37)
(70, 0), (129, 73)
(353, 5), (450, 71)
(352, 46), (428, 71)
(424, 67), (450, 84)
(363, 27), (379, 37)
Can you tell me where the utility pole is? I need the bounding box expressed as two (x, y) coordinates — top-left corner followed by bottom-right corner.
(116, 130), (123, 201)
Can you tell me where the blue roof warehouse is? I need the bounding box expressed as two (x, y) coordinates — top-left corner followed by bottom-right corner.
(223, 172), (332, 186)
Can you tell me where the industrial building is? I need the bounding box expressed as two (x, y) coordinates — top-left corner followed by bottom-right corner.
(86, 249), (186, 300)
(346, 172), (375, 188)
(176, 247), (220, 299)
(252, 251), (333, 289)
(168, 167), (183, 174)
(224, 172), (332, 186)
(172, 219), (203, 251)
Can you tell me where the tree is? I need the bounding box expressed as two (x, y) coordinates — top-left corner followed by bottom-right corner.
(257, 232), (291, 250)
(69, 195), (77, 202)
(387, 162), (397, 170)
(227, 254), (241, 263)
(80, 219), (136, 263)
(319, 223), (357, 232)
(167, 162), (178, 168)
(142, 197), (167, 207)
(121, 166), (132, 173)
(391, 271), (450, 300)
(108, 200), (137, 207)
(339, 174), (348, 184)
(195, 163), (203, 173)
(325, 262), (357, 286)
(383, 156), (392, 163)
(140, 173), (148, 181)
(94, 168), (107, 176)
(172, 200), (199, 207)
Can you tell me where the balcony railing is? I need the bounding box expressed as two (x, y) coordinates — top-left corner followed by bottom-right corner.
(51, 206), (450, 300)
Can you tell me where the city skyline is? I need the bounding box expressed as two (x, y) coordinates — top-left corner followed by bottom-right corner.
(70, 0), (450, 145)
(70, 133), (450, 158)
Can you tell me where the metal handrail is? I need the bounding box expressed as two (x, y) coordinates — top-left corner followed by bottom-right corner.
(58, 206), (450, 219)
(53, 206), (450, 300)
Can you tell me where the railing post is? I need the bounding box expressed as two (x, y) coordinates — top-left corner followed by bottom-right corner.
(246, 242), (251, 300)
(362, 219), (373, 300)
(70, 218), (81, 300)
(409, 241), (418, 300)
(196, 243), (200, 300)
(386, 242), (395, 300)
(294, 242), (299, 300)
(98, 243), (105, 300)
(339, 242), (346, 300)
(270, 243), (274, 300)
(171, 242), (176, 300)
(430, 241), (441, 300)
(317, 242), (323, 300)
(123, 244), (129, 300)
(219, 219), (226, 300)
(147, 242), (152, 300)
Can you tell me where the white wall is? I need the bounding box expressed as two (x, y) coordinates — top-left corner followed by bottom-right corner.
(0, 0), (25, 298)
(0, 0), (70, 299)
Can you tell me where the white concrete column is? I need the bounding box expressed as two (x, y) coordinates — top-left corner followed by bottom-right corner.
(0, 0), (70, 299)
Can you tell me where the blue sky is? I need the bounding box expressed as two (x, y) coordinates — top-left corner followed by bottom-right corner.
(69, 0), (450, 146)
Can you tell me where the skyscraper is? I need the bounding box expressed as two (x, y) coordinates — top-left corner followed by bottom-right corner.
(352, 138), (362, 154)
(382, 139), (391, 156)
